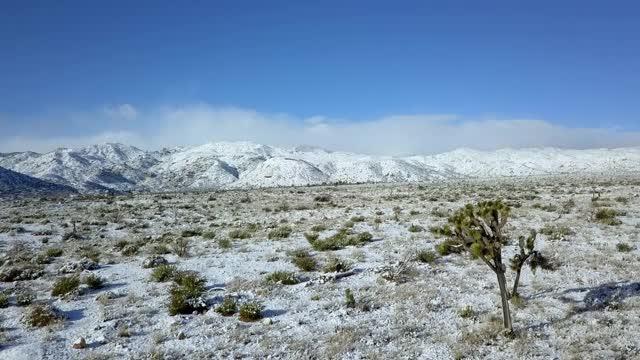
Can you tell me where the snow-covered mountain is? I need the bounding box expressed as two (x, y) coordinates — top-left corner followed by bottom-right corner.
(1, 142), (639, 193)
(0, 166), (76, 195)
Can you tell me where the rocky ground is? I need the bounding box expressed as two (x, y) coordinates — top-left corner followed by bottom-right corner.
(1, 176), (639, 359)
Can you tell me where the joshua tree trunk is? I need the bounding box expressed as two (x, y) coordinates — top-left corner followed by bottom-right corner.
(496, 270), (513, 332)
(511, 268), (522, 298)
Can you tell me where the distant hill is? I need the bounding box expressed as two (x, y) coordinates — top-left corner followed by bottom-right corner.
(0, 165), (77, 196)
(1, 141), (639, 193)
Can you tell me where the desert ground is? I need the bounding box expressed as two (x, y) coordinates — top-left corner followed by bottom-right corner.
(1, 176), (639, 359)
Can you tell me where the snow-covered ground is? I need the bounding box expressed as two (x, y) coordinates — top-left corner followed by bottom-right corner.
(1, 176), (639, 359)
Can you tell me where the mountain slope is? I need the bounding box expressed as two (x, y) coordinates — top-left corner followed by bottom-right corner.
(1, 142), (639, 193)
(0, 166), (77, 195)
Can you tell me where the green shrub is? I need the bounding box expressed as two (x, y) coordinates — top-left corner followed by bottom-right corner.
(202, 231), (216, 240)
(51, 276), (80, 297)
(239, 302), (263, 322)
(173, 238), (190, 257)
(310, 224), (327, 232)
(122, 245), (139, 256)
(594, 208), (622, 225)
(150, 264), (178, 282)
(617, 243), (633, 252)
(46, 248), (63, 257)
(83, 274), (105, 289)
(539, 224), (574, 240)
(168, 271), (207, 315)
(459, 306), (475, 319)
(408, 224), (424, 233)
(308, 230), (373, 251)
(16, 290), (35, 306)
(304, 232), (320, 242)
(23, 304), (63, 327)
(181, 229), (202, 237)
(218, 238), (232, 249)
(350, 216), (365, 223)
(265, 271), (299, 285)
(345, 288), (356, 308)
(322, 257), (352, 273)
(0, 293), (8, 308)
(291, 250), (318, 271)
(435, 238), (464, 256)
(416, 249), (438, 264)
(228, 229), (251, 239)
(268, 225), (292, 240)
(215, 297), (238, 316)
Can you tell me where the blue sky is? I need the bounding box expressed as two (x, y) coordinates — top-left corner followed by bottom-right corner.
(1, 1), (639, 153)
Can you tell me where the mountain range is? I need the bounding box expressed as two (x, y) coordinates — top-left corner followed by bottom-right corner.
(1, 142), (639, 194)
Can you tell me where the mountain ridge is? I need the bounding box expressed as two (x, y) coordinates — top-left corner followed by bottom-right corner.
(1, 142), (638, 193)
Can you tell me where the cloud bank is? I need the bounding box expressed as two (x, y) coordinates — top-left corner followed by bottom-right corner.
(1, 104), (639, 155)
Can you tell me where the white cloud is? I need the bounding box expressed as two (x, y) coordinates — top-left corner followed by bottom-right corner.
(1, 104), (639, 154)
(104, 104), (138, 121)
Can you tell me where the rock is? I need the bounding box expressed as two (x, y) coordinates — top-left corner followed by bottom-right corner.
(142, 256), (168, 269)
(177, 331), (187, 340)
(261, 318), (273, 325)
(72, 337), (87, 349)
(58, 258), (98, 274)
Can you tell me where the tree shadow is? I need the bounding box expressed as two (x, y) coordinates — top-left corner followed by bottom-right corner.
(262, 309), (287, 318)
(560, 281), (640, 311)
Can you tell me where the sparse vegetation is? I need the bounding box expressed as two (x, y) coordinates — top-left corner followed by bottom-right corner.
(239, 302), (263, 322)
(51, 275), (80, 297)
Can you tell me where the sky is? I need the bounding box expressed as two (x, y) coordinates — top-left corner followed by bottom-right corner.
(1, 0), (639, 154)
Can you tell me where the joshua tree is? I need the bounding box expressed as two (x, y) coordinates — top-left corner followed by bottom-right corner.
(436, 200), (552, 333)
(509, 230), (553, 298)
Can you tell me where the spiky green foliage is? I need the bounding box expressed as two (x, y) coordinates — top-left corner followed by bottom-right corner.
(215, 296), (238, 316)
(51, 276), (80, 297)
(265, 271), (299, 285)
(239, 302), (263, 322)
(437, 200), (513, 331)
(509, 230), (554, 297)
(168, 271), (207, 315)
(345, 288), (356, 308)
(268, 225), (292, 240)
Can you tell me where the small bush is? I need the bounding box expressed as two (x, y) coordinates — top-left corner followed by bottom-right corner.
(322, 257), (352, 273)
(617, 243), (633, 252)
(181, 229), (202, 237)
(150, 264), (178, 282)
(291, 250), (318, 271)
(539, 225), (574, 240)
(459, 306), (475, 319)
(218, 238), (232, 249)
(51, 276), (80, 297)
(265, 271), (299, 285)
(239, 302), (263, 322)
(23, 304), (63, 327)
(173, 238), (190, 257)
(308, 230), (373, 251)
(121, 244), (139, 257)
(594, 208), (622, 226)
(83, 274), (105, 289)
(46, 248), (63, 257)
(416, 249), (438, 264)
(310, 224), (327, 232)
(168, 271), (207, 315)
(350, 216), (365, 223)
(436, 238), (464, 256)
(268, 225), (292, 240)
(202, 231), (216, 240)
(16, 290), (35, 306)
(228, 229), (251, 239)
(345, 288), (356, 308)
(408, 224), (424, 233)
(215, 297), (237, 316)
(0, 293), (8, 308)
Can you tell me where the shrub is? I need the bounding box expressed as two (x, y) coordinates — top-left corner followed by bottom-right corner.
(265, 271), (299, 285)
(215, 297), (237, 316)
(16, 290), (35, 306)
(239, 302), (263, 322)
(322, 257), (352, 273)
(152, 244), (171, 255)
(345, 288), (356, 308)
(617, 243), (633, 252)
(46, 248), (63, 257)
(83, 274), (105, 289)
(594, 208), (622, 225)
(228, 229), (251, 239)
(150, 264), (178, 282)
(23, 304), (63, 327)
(435, 238), (464, 256)
(181, 229), (202, 237)
(310, 224), (327, 232)
(459, 306), (475, 319)
(122, 244), (139, 256)
(308, 230), (373, 251)
(314, 194), (331, 202)
(173, 238), (190, 257)
(218, 238), (232, 249)
(168, 272), (207, 315)
(202, 231), (216, 240)
(408, 224), (424, 233)
(291, 250), (318, 271)
(0, 293), (8, 308)
(304, 232), (320, 242)
(416, 249), (438, 264)
(350, 216), (365, 223)
(539, 224), (574, 240)
(51, 276), (80, 297)
(268, 225), (292, 240)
